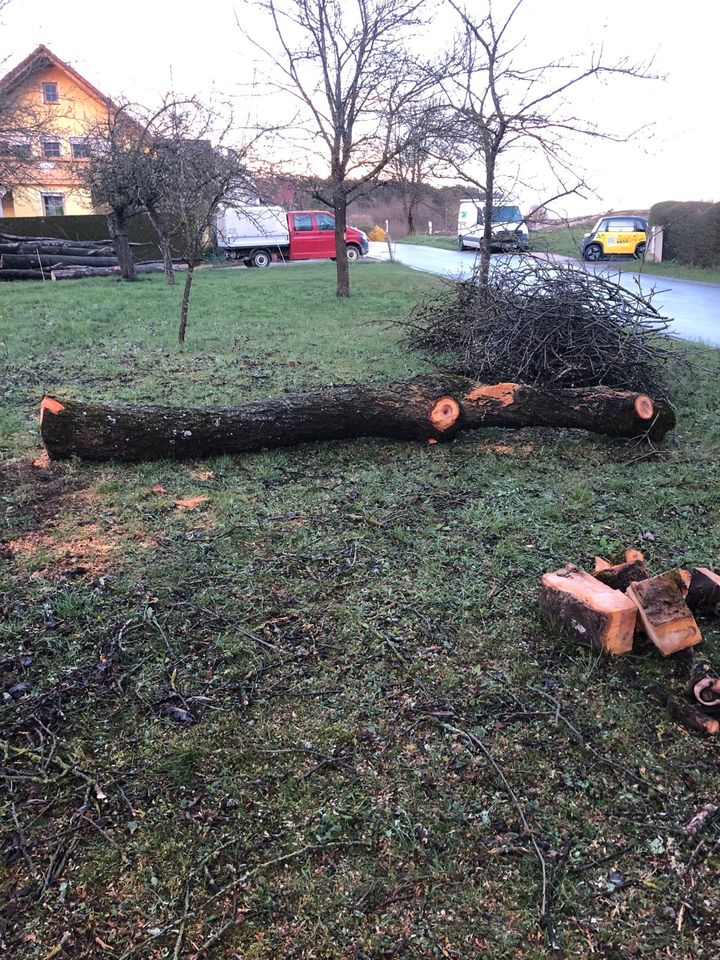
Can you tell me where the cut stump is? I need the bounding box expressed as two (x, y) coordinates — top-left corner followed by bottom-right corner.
(627, 570), (702, 656)
(540, 564), (637, 655)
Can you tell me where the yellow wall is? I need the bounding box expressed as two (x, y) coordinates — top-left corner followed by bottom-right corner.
(3, 62), (110, 217)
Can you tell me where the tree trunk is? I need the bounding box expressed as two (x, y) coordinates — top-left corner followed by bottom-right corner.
(39, 378), (676, 463)
(334, 190), (350, 299)
(145, 205), (176, 285)
(479, 166), (494, 290)
(1, 253), (119, 268)
(178, 265), (194, 344)
(106, 211), (136, 281)
(405, 197), (417, 237)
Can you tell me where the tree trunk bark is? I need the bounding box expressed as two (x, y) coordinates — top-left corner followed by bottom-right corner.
(480, 167), (494, 290)
(145, 205), (176, 285)
(1, 253), (119, 268)
(106, 211), (136, 281)
(178, 265), (194, 344)
(39, 378), (676, 463)
(334, 190), (350, 299)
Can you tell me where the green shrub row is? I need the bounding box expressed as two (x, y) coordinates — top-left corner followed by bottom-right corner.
(649, 200), (720, 269)
(0, 213), (187, 262)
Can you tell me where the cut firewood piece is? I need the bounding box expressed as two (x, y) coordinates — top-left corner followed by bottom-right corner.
(594, 559), (649, 593)
(594, 556), (614, 572)
(540, 563), (637, 655)
(647, 683), (720, 736)
(676, 648), (720, 708)
(625, 549), (645, 564)
(687, 567), (720, 615)
(627, 570), (702, 656)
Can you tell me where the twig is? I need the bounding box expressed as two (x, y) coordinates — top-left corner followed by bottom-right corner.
(436, 722), (550, 936)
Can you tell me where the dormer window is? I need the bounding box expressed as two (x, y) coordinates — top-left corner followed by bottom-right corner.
(42, 81), (59, 103)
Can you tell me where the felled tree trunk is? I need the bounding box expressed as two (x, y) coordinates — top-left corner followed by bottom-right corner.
(39, 377), (676, 463)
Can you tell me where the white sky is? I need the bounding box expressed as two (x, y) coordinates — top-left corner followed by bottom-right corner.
(1, 0), (718, 216)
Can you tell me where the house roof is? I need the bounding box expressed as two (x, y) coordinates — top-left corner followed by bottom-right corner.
(0, 44), (111, 105)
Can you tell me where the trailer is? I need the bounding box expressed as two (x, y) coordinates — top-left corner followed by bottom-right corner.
(216, 206), (369, 266)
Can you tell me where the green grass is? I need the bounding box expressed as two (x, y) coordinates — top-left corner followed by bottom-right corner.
(529, 220), (597, 258)
(2, 262), (720, 959)
(396, 234), (457, 250)
(530, 222), (720, 285)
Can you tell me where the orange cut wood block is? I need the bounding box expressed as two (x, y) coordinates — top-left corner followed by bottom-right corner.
(540, 564), (637, 655)
(627, 570), (702, 656)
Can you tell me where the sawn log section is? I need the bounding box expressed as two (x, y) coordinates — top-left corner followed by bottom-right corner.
(40, 377), (676, 463)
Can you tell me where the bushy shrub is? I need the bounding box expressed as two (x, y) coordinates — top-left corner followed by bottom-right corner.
(367, 224), (386, 242)
(400, 257), (687, 397)
(649, 200), (720, 268)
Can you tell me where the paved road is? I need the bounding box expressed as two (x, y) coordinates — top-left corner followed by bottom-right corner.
(368, 241), (720, 347)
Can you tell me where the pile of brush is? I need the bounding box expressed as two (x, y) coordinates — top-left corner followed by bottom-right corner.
(401, 256), (687, 397)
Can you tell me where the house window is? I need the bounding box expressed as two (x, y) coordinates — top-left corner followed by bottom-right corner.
(70, 138), (91, 159)
(41, 193), (65, 216)
(42, 82), (59, 103)
(42, 139), (62, 159)
(0, 139), (30, 158)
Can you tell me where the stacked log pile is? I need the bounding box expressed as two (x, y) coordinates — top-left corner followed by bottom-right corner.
(541, 554), (720, 735)
(0, 232), (118, 280)
(0, 232), (165, 280)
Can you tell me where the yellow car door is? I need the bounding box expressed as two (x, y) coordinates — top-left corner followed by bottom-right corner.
(604, 218), (636, 254)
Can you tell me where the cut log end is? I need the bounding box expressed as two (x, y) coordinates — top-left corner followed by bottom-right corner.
(429, 395), (460, 433)
(40, 396), (65, 424)
(634, 394), (655, 420)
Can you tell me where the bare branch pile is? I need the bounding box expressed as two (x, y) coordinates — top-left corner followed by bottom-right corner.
(402, 257), (688, 396)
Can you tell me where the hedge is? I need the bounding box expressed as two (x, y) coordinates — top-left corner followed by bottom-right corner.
(649, 200), (720, 269)
(0, 213), (187, 263)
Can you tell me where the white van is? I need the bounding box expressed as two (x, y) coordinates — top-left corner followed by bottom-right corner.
(458, 200), (529, 252)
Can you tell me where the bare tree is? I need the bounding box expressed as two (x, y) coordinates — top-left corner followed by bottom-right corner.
(388, 102), (449, 236)
(141, 102), (256, 343)
(0, 24), (62, 207)
(441, 0), (656, 286)
(74, 104), (152, 280)
(245, 0), (442, 298)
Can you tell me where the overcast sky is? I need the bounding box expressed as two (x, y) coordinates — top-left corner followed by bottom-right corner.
(1, 0), (718, 217)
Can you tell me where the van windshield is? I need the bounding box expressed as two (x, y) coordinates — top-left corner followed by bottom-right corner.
(491, 206), (523, 223)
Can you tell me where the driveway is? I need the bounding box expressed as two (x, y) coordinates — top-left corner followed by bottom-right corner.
(368, 242), (720, 347)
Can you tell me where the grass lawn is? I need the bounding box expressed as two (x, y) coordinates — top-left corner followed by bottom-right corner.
(531, 222), (720, 285)
(396, 234), (457, 250)
(2, 262), (720, 959)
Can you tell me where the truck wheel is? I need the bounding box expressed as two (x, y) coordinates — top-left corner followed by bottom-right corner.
(346, 245), (360, 262)
(251, 249), (272, 268)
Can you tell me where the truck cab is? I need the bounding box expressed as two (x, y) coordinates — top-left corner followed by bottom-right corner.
(458, 200), (529, 252)
(287, 211), (368, 262)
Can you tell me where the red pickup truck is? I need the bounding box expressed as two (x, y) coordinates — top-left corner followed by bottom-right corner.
(216, 206), (369, 267)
